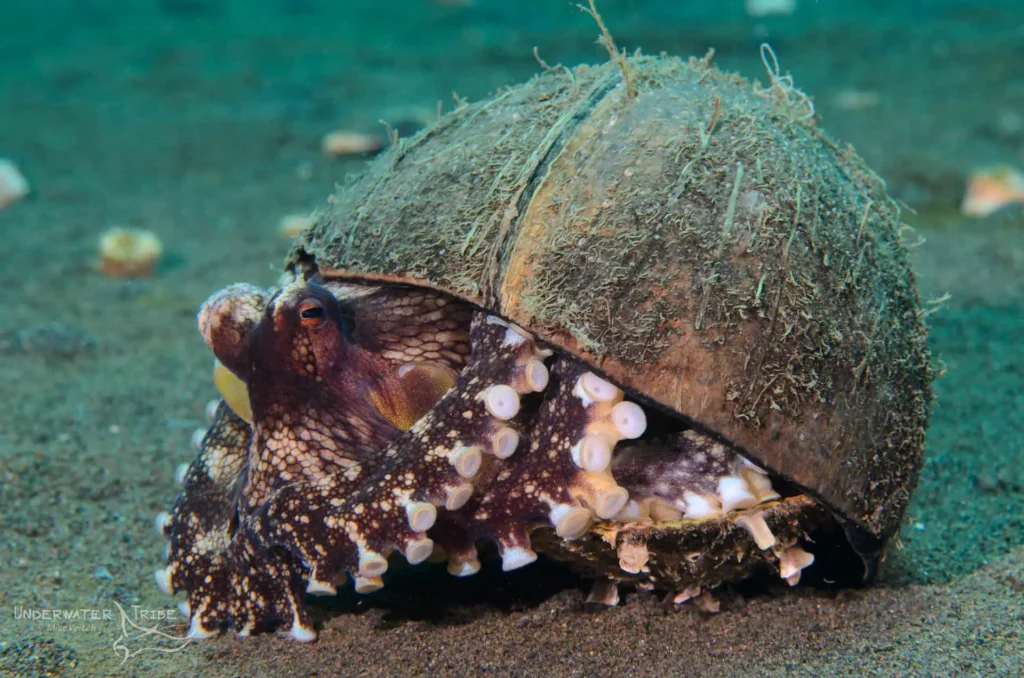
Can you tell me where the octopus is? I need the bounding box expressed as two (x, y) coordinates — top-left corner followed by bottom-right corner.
(155, 276), (812, 641)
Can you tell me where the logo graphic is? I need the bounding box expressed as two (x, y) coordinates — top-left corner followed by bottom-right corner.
(109, 602), (192, 664)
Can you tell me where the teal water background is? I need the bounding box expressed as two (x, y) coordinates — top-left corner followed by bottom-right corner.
(0, 1), (1021, 675)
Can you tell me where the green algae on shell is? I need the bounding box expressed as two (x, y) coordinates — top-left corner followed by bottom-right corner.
(288, 53), (933, 582)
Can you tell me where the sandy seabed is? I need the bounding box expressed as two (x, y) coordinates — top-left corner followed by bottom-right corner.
(0, 1), (1021, 676)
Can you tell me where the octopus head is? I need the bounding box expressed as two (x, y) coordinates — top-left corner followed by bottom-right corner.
(256, 282), (355, 383)
(197, 280), (458, 435)
(199, 280), (352, 377)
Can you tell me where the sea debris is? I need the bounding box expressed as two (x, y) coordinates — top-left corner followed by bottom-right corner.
(97, 227), (163, 277)
(321, 130), (384, 157)
(578, 0), (637, 99)
(753, 44), (815, 122)
(278, 213), (314, 239)
(321, 119), (426, 158)
(746, 0), (796, 18)
(0, 158), (29, 209)
(961, 165), (1024, 217)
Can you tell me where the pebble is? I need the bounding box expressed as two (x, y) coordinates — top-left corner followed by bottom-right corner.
(0, 158), (29, 209)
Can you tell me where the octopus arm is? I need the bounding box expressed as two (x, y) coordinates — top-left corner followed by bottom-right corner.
(253, 313), (554, 591)
(159, 403), (312, 640)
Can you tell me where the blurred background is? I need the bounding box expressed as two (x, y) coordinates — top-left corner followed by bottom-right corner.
(3, 0), (1022, 216)
(0, 1), (1021, 676)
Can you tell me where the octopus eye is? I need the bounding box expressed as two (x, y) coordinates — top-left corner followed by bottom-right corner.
(298, 299), (326, 328)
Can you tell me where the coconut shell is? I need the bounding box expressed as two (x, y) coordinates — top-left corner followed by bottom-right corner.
(290, 55), (933, 559)
(532, 495), (832, 590)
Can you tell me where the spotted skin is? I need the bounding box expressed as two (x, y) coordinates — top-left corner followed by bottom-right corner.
(432, 360), (633, 570)
(161, 402), (248, 577)
(161, 402), (309, 636)
(219, 281), (472, 512)
(614, 430), (752, 501)
(257, 311), (552, 586)
(159, 279), (786, 639)
(320, 281), (470, 370)
(164, 280), (480, 637)
(198, 283), (269, 378)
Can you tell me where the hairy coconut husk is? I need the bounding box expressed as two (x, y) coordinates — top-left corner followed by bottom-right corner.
(290, 54), (932, 572)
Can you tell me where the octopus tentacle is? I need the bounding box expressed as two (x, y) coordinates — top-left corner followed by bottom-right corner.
(431, 359), (648, 573)
(162, 281), (481, 638)
(610, 429), (781, 522)
(253, 311), (552, 587)
(560, 366), (647, 519)
(157, 402), (313, 640)
(183, 529), (310, 640)
(158, 401), (247, 592)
